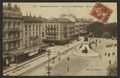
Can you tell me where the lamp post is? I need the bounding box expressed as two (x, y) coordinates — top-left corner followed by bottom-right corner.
(47, 50), (51, 76)
(67, 56), (70, 72)
(15, 55), (17, 67)
(7, 54), (10, 67)
(15, 55), (18, 72)
(58, 51), (60, 61)
(96, 39), (97, 47)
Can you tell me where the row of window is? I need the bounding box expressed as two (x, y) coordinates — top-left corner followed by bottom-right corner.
(3, 21), (21, 25)
(46, 30), (59, 33)
(25, 32), (40, 36)
(45, 24), (60, 28)
(3, 21), (21, 29)
(46, 33), (59, 36)
(25, 39), (40, 47)
(25, 25), (41, 31)
(3, 11), (22, 18)
(46, 37), (57, 39)
(3, 42), (20, 51)
(3, 33), (20, 39)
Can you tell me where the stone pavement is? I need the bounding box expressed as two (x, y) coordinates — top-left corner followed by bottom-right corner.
(77, 38), (117, 76)
(4, 38), (117, 76)
(22, 38), (117, 76)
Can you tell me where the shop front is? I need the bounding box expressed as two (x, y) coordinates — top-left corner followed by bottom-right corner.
(4, 46), (42, 67)
(3, 55), (11, 67)
(9, 50), (27, 63)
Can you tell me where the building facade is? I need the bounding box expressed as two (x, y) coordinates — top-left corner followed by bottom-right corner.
(3, 3), (23, 66)
(75, 18), (93, 36)
(23, 15), (42, 48)
(23, 15), (43, 58)
(42, 18), (75, 45)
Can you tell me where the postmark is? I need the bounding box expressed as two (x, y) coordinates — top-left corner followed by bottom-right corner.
(90, 2), (113, 23)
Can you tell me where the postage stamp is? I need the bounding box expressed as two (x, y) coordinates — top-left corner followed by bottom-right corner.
(90, 2), (113, 23)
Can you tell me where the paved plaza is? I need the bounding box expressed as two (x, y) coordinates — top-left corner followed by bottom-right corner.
(3, 37), (117, 76)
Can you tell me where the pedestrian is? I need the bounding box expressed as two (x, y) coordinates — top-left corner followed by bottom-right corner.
(58, 56), (61, 61)
(74, 47), (76, 50)
(68, 45), (69, 47)
(52, 58), (55, 64)
(45, 66), (47, 70)
(112, 52), (115, 56)
(108, 53), (110, 57)
(96, 39), (97, 46)
(109, 60), (111, 65)
(67, 56), (70, 62)
(67, 67), (69, 72)
(58, 51), (59, 55)
(100, 55), (101, 59)
(99, 40), (101, 43)
(105, 52), (107, 56)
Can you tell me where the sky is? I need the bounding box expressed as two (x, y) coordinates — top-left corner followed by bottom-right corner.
(3, 2), (117, 23)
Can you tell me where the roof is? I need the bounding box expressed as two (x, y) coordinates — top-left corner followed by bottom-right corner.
(8, 45), (40, 56)
(3, 3), (21, 12)
(9, 49), (24, 56)
(23, 16), (43, 23)
(23, 16), (75, 23)
(43, 18), (75, 23)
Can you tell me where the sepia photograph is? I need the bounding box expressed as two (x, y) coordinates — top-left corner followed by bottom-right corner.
(2, 2), (117, 76)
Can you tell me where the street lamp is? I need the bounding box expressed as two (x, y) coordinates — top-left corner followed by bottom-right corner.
(15, 55), (17, 68)
(14, 55), (18, 72)
(47, 50), (51, 76)
(58, 51), (60, 61)
(67, 56), (70, 72)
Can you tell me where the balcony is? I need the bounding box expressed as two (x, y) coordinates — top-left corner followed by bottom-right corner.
(3, 39), (8, 43)
(8, 28), (19, 31)
(4, 47), (18, 52)
(3, 14), (23, 19)
(3, 37), (22, 42)
(9, 38), (22, 42)
(3, 28), (22, 32)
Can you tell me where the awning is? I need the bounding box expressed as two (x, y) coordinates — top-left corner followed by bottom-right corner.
(9, 50), (24, 56)
(23, 46), (40, 54)
(10, 52), (24, 56)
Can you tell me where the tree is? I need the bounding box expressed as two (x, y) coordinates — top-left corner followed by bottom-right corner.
(105, 23), (117, 37)
(87, 21), (117, 38)
(87, 21), (105, 37)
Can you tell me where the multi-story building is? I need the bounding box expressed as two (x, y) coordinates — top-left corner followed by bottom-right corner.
(3, 3), (23, 66)
(42, 18), (75, 45)
(75, 18), (93, 36)
(23, 15), (43, 58)
(23, 15), (42, 47)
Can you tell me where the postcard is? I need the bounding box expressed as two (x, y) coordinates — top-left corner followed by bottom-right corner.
(3, 2), (117, 76)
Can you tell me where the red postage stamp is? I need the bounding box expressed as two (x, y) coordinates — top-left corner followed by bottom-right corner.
(90, 2), (113, 23)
